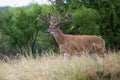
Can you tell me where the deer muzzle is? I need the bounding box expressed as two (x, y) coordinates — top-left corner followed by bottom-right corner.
(45, 30), (50, 34)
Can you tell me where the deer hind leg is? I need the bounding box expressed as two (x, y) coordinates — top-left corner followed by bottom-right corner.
(93, 44), (105, 58)
(97, 48), (105, 58)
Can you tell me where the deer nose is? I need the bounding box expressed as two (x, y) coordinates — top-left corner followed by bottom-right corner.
(45, 30), (49, 34)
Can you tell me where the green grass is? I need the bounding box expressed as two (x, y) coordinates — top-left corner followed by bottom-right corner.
(0, 52), (120, 80)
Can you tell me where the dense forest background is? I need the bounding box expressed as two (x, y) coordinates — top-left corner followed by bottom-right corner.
(0, 0), (120, 56)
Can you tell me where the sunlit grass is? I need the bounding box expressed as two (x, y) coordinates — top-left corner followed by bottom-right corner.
(0, 52), (120, 80)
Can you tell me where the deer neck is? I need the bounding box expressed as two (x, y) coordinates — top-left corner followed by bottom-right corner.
(53, 29), (65, 44)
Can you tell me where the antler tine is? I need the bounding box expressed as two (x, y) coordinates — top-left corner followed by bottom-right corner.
(41, 15), (48, 22)
(65, 13), (72, 21)
(55, 13), (72, 27)
(48, 13), (51, 19)
(55, 14), (60, 23)
(41, 13), (52, 23)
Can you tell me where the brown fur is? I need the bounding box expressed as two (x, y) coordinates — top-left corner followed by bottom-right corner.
(52, 29), (105, 58)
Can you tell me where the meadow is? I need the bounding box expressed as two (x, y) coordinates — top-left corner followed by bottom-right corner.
(0, 52), (120, 80)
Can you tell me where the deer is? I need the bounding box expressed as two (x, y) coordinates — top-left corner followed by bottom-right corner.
(41, 13), (105, 59)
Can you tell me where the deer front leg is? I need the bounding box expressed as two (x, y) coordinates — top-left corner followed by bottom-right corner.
(59, 46), (71, 60)
(59, 45), (72, 60)
(63, 53), (70, 60)
(63, 51), (72, 61)
(60, 50), (70, 60)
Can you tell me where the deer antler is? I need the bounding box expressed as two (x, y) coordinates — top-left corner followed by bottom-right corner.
(65, 14), (72, 21)
(41, 13), (51, 23)
(55, 14), (72, 27)
(41, 13), (72, 27)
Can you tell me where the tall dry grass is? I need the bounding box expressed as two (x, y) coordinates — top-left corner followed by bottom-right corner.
(0, 52), (120, 80)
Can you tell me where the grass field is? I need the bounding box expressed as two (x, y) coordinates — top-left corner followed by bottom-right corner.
(0, 52), (120, 80)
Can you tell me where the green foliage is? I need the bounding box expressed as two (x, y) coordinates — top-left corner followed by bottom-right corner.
(71, 6), (100, 35)
(96, 71), (111, 80)
(116, 72), (120, 78)
(41, 5), (55, 15)
(0, 4), (43, 55)
(99, 0), (120, 49)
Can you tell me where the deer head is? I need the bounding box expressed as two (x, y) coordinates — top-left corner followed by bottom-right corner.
(41, 13), (72, 35)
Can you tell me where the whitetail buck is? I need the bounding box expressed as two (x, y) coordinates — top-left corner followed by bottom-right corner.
(41, 13), (105, 58)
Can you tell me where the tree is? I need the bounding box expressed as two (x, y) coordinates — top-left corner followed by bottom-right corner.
(0, 4), (43, 55)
